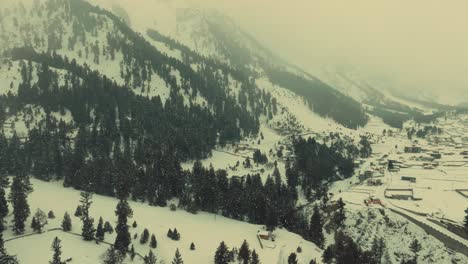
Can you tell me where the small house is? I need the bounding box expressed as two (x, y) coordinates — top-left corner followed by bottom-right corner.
(401, 176), (416, 183)
(257, 230), (271, 240)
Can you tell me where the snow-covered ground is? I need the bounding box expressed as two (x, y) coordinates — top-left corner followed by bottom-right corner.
(4, 178), (323, 264)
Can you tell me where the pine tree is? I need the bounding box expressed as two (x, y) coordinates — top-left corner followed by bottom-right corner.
(49, 237), (64, 264)
(0, 233), (18, 264)
(251, 249), (260, 264)
(288, 253), (298, 264)
(74, 205), (82, 217)
(172, 248), (184, 264)
(0, 177), (9, 232)
(140, 228), (150, 244)
(322, 246), (333, 264)
(167, 228), (173, 239)
(33, 208), (48, 232)
(464, 208), (468, 234)
(132, 221), (137, 228)
(114, 199), (133, 253)
(150, 234), (157, 249)
(103, 246), (124, 264)
(79, 191), (95, 241)
(96, 217), (105, 241)
(238, 240), (251, 264)
(130, 245), (135, 260)
(9, 174), (33, 234)
(309, 205), (324, 248)
(48, 210), (55, 219)
(31, 216), (38, 230)
(104, 221), (114, 234)
(382, 249), (392, 264)
(214, 241), (230, 264)
(144, 250), (157, 264)
(409, 239), (421, 262)
(61, 212), (72, 231)
(190, 242), (195, 250)
(334, 198), (346, 227)
(172, 228), (180, 240)
(370, 237), (385, 263)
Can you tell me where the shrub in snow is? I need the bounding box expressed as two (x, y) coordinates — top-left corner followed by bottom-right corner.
(132, 221), (137, 228)
(48, 210), (55, 219)
(170, 203), (177, 211)
(296, 246), (302, 253)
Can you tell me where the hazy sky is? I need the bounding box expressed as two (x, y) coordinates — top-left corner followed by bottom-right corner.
(192, 0), (468, 102)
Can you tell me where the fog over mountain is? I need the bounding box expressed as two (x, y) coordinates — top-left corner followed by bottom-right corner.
(1, 1), (468, 263)
(189, 0), (468, 105)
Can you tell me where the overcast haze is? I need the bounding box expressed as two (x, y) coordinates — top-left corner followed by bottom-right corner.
(190, 0), (468, 103)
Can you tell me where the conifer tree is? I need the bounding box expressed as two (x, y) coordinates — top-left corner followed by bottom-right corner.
(214, 241), (230, 264)
(150, 234), (157, 249)
(132, 221), (137, 228)
(33, 208), (48, 232)
(173, 228), (180, 240)
(48, 210), (55, 219)
(381, 249), (392, 264)
(238, 240), (251, 264)
(0, 177), (9, 232)
(103, 246), (124, 264)
(114, 199), (133, 253)
(409, 239), (421, 263)
(79, 191), (95, 241)
(144, 250), (157, 264)
(140, 228), (150, 244)
(74, 205), (82, 217)
(130, 245), (135, 260)
(172, 248), (184, 264)
(190, 242), (195, 250)
(49, 237), (64, 264)
(167, 228), (173, 239)
(0, 233), (18, 264)
(464, 208), (468, 234)
(370, 237), (385, 263)
(309, 205), (324, 248)
(334, 198), (346, 227)
(31, 217), (38, 230)
(61, 212), (72, 231)
(288, 253), (298, 264)
(322, 246), (333, 264)
(104, 221), (114, 234)
(9, 174), (33, 234)
(251, 249), (260, 264)
(96, 217), (105, 241)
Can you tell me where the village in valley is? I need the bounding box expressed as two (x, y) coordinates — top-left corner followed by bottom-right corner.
(329, 111), (468, 255)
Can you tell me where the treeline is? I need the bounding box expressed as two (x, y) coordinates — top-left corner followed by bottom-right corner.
(286, 136), (358, 197)
(265, 68), (368, 129)
(371, 106), (443, 129)
(369, 108), (410, 129)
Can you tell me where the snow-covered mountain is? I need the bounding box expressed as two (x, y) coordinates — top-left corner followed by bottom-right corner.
(1, 1), (466, 264)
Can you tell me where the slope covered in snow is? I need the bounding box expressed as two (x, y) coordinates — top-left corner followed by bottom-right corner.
(4, 178), (323, 264)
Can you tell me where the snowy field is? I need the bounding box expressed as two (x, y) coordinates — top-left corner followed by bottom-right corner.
(4, 179), (323, 264)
